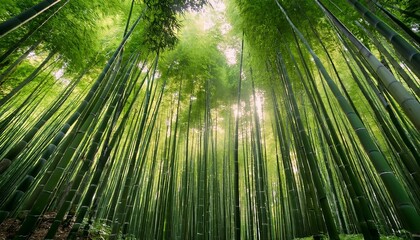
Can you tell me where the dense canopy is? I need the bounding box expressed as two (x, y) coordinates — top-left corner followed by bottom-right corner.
(0, 0), (419, 239)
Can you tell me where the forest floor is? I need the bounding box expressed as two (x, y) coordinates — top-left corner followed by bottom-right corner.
(0, 215), (409, 240)
(295, 234), (408, 240)
(0, 212), (80, 240)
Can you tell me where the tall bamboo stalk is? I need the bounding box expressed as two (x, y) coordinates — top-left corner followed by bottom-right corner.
(0, 0), (61, 37)
(280, 0), (420, 234)
(345, 0), (420, 79)
(317, 1), (420, 130)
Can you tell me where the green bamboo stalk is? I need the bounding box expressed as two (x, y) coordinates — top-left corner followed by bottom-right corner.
(109, 53), (159, 239)
(12, 11), (147, 239)
(373, 1), (420, 45)
(342, 47), (420, 189)
(164, 79), (183, 239)
(270, 86), (302, 238)
(242, 118), (254, 239)
(0, 63), (59, 178)
(0, 60), (90, 177)
(291, 43), (380, 238)
(180, 90), (194, 238)
(0, 40), (41, 86)
(345, 0), (420, 79)
(275, 47), (339, 239)
(233, 33), (244, 240)
(0, 0), (69, 65)
(271, 127), (288, 238)
(69, 82), (143, 238)
(77, 60), (152, 235)
(319, 0), (420, 184)
(0, 67), (88, 220)
(223, 110), (233, 239)
(0, 50), (57, 108)
(381, 3), (420, 21)
(319, 2), (420, 130)
(0, 0), (61, 37)
(15, 71), (118, 239)
(281, 0), (420, 234)
(338, 35), (419, 160)
(249, 68), (271, 239)
(44, 54), (139, 239)
(354, 20), (420, 99)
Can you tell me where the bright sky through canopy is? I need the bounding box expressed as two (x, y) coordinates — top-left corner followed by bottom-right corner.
(193, 0), (238, 65)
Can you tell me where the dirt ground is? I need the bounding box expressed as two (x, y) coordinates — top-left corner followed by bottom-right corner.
(0, 212), (76, 240)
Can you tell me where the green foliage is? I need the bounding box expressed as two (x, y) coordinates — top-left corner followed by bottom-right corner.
(88, 222), (112, 239)
(380, 0), (420, 22)
(0, 0), (127, 72)
(229, 0), (324, 61)
(0, 61), (36, 97)
(158, 14), (233, 123)
(0, 0), (34, 20)
(143, 0), (208, 51)
(37, 0), (125, 70)
(293, 234), (408, 239)
(1, 0), (420, 239)
(162, 26), (224, 84)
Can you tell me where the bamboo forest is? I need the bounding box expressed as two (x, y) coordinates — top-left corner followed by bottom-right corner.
(0, 0), (419, 239)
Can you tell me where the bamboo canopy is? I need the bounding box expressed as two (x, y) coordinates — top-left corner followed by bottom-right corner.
(0, 0), (419, 239)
